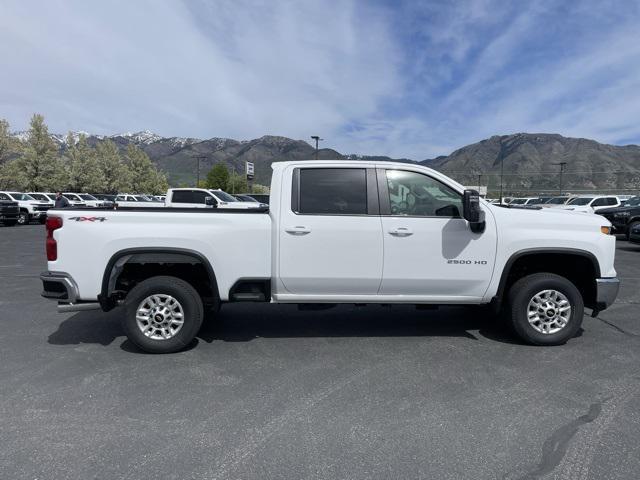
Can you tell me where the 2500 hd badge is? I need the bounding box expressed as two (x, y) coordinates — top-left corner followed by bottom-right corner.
(447, 259), (488, 265)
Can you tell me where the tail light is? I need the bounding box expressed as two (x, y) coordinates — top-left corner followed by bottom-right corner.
(46, 216), (63, 261)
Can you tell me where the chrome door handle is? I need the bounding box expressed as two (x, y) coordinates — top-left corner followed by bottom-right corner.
(389, 227), (413, 236)
(285, 226), (311, 235)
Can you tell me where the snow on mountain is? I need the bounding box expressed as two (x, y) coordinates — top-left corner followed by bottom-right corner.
(112, 130), (164, 144)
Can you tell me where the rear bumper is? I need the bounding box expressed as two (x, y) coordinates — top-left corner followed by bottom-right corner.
(595, 277), (620, 311)
(40, 271), (79, 302)
(40, 271), (101, 312)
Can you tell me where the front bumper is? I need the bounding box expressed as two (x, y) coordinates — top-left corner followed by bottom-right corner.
(595, 277), (620, 311)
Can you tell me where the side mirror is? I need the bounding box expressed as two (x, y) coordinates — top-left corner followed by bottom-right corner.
(463, 189), (485, 233)
(205, 196), (217, 207)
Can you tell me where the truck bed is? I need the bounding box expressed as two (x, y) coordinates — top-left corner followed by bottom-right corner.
(46, 207), (272, 301)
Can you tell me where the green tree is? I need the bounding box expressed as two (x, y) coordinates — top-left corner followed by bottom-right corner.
(65, 133), (105, 192)
(0, 159), (28, 190)
(205, 163), (229, 190)
(18, 114), (64, 191)
(0, 119), (19, 165)
(125, 144), (169, 194)
(227, 171), (247, 193)
(96, 140), (131, 193)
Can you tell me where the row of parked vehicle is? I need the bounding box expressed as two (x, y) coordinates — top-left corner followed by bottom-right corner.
(0, 188), (270, 226)
(495, 193), (640, 243)
(491, 194), (630, 214)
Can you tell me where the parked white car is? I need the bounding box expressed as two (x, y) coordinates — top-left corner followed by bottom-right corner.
(27, 192), (55, 207)
(165, 188), (266, 209)
(508, 197), (539, 206)
(63, 193), (105, 208)
(542, 196), (577, 208)
(115, 194), (164, 208)
(561, 195), (621, 214)
(0, 191), (51, 224)
(41, 160), (619, 353)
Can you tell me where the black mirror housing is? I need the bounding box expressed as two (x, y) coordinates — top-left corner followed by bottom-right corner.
(463, 189), (485, 233)
(205, 196), (217, 207)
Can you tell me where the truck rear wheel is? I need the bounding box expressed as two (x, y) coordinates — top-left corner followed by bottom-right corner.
(507, 273), (583, 346)
(17, 212), (28, 225)
(122, 276), (203, 353)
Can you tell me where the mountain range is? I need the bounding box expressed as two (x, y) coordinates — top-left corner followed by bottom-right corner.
(11, 130), (640, 193)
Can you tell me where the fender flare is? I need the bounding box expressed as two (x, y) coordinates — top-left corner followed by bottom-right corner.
(494, 247), (601, 302)
(98, 247), (219, 311)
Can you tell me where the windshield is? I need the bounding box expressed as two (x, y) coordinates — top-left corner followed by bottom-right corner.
(28, 193), (48, 201)
(79, 194), (97, 201)
(209, 190), (237, 202)
(546, 197), (569, 204)
(9, 193), (34, 201)
(623, 197), (640, 206)
(529, 198), (549, 205)
(510, 199), (527, 204)
(569, 197), (593, 206)
(64, 193), (81, 201)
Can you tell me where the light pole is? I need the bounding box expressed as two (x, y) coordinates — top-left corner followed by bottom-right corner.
(195, 155), (206, 187)
(553, 162), (567, 195)
(499, 157), (504, 203)
(310, 135), (323, 160)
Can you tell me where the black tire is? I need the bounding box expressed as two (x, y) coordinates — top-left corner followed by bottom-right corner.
(2, 220), (17, 227)
(17, 212), (28, 225)
(122, 276), (203, 353)
(626, 221), (640, 241)
(507, 273), (584, 346)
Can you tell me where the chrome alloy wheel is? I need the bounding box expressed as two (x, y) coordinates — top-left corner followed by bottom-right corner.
(527, 289), (572, 334)
(135, 294), (185, 340)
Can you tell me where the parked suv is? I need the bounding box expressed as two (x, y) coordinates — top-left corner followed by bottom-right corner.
(597, 196), (640, 239)
(0, 191), (51, 224)
(561, 195), (621, 214)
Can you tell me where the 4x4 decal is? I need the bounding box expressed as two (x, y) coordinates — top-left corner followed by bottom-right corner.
(68, 216), (107, 222)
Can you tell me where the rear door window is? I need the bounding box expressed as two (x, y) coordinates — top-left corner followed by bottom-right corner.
(171, 191), (194, 203)
(295, 168), (367, 215)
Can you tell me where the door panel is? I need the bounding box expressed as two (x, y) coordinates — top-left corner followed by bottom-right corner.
(378, 168), (497, 298)
(278, 167), (383, 295)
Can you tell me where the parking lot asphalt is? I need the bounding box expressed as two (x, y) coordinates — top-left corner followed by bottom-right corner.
(1, 225), (639, 480)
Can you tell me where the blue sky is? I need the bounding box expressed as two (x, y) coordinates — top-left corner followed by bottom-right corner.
(1, 0), (639, 159)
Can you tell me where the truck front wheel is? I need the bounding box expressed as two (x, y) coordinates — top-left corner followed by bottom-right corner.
(123, 276), (203, 353)
(507, 273), (584, 346)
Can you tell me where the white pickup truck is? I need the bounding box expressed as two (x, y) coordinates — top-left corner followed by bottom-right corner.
(164, 188), (266, 209)
(40, 161), (619, 353)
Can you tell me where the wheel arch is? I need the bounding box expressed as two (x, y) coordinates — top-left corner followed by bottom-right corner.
(99, 247), (219, 311)
(495, 248), (600, 309)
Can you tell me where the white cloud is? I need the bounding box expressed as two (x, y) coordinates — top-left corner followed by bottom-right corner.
(0, 0), (400, 145)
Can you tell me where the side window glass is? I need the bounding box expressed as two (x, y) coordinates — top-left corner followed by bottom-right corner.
(192, 191), (209, 204)
(592, 198), (607, 207)
(297, 168), (367, 215)
(385, 170), (462, 217)
(0, 193), (8, 200)
(171, 191), (193, 203)
(608, 198), (618, 205)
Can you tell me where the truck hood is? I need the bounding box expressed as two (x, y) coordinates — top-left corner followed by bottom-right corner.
(488, 203), (609, 227)
(598, 205), (639, 214)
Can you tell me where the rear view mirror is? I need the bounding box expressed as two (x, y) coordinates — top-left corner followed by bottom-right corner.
(205, 196), (217, 207)
(463, 189), (485, 233)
